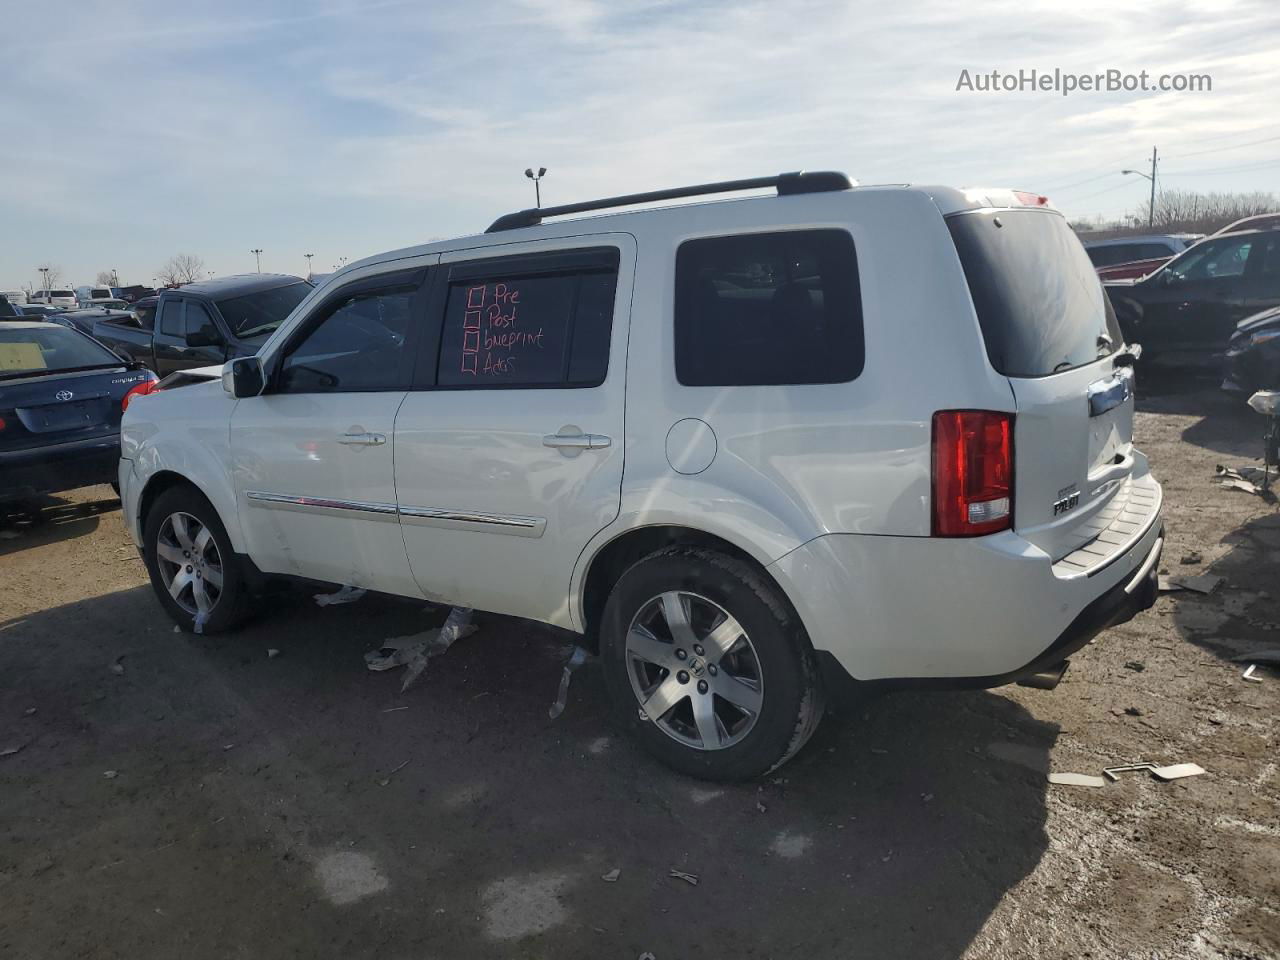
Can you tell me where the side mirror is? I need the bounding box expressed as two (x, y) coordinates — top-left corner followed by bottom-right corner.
(186, 329), (223, 348)
(223, 357), (264, 398)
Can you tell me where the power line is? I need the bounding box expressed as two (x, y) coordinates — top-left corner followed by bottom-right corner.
(1164, 133), (1280, 161)
(1066, 179), (1139, 204)
(1160, 158), (1280, 177)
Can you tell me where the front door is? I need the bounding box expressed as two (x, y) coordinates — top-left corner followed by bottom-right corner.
(1139, 234), (1254, 363)
(393, 237), (634, 625)
(229, 263), (434, 596)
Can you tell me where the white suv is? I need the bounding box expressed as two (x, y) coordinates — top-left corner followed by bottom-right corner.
(120, 172), (1164, 780)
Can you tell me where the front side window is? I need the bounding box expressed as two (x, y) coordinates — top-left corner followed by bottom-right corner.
(436, 251), (619, 388)
(158, 300), (183, 336)
(1165, 235), (1253, 282)
(185, 302), (221, 342)
(674, 229), (863, 386)
(277, 288), (415, 393)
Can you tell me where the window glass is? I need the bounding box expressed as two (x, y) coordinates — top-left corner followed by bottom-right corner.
(1250, 234), (1280, 295)
(437, 260), (617, 388)
(217, 281), (312, 340)
(1134, 243), (1172, 260)
(1166, 236), (1253, 282)
(674, 229), (863, 386)
(185, 302), (221, 342)
(134, 302), (156, 331)
(0, 324), (120, 377)
(948, 210), (1120, 378)
(278, 289), (414, 393)
(158, 300), (183, 336)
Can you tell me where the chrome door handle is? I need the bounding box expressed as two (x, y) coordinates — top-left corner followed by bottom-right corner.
(543, 433), (611, 450)
(338, 432), (386, 446)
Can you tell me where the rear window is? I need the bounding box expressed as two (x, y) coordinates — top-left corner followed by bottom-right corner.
(0, 325), (120, 378)
(217, 281), (312, 339)
(948, 209), (1120, 378)
(50, 290), (74, 298)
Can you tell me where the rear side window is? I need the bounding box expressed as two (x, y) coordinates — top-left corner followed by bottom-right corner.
(436, 249), (619, 388)
(158, 300), (183, 336)
(674, 229), (863, 386)
(947, 209), (1120, 378)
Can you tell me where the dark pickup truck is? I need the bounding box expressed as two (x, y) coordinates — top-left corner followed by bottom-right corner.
(92, 274), (312, 376)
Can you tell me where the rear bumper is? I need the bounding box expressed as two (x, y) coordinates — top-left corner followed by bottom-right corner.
(0, 434), (120, 501)
(769, 483), (1164, 684)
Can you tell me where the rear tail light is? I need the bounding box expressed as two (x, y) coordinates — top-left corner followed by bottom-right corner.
(932, 410), (1014, 537)
(121, 376), (160, 411)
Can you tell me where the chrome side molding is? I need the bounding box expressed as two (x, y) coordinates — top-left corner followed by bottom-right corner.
(246, 490), (546, 538)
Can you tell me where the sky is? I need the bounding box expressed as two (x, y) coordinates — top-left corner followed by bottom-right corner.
(2, 0), (1279, 290)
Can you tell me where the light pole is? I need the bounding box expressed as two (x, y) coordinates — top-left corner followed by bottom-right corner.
(304, 253), (314, 279)
(38, 266), (50, 292)
(111, 268), (120, 286)
(250, 248), (263, 273)
(333, 256), (348, 271)
(524, 166), (547, 208)
(1122, 146), (1159, 228)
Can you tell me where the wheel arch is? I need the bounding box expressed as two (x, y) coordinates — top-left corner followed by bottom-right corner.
(577, 524), (803, 652)
(137, 470), (238, 551)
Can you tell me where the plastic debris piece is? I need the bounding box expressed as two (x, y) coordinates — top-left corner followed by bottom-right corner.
(1173, 574), (1223, 594)
(1151, 763), (1206, 781)
(193, 609), (208, 635)
(1, 743), (26, 758)
(103, 770), (118, 779)
(267, 648), (281, 659)
(1103, 762), (1156, 781)
(23, 707), (36, 717)
(381, 706), (409, 713)
(110, 657), (125, 675)
(1231, 649), (1280, 664)
(314, 584), (368, 607)
(1180, 551), (1203, 565)
(377, 759), (411, 787)
(363, 607), (476, 692)
(668, 869), (699, 886)
(756, 801), (767, 813)
(639, 953), (657, 960)
(1048, 772), (1107, 787)
(1157, 575), (1180, 592)
(1123, 660), (1145, 672)
(173, 625), (181, 633)
(601, 868), (621, 882)
(548, 645), (590, 719)
(1242, 664), (1262, 683)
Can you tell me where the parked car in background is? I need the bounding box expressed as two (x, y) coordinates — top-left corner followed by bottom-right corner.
(75, 285), (115, 307)
(51, 306), (136, 336)
(114, 285), (157, 304)
(1, 289), (28, 306)
(31, 289), (78, 310)
(1223, 305), (1280, 394)
(1212, 213), (1280, 236)
(1086, 235), (1202, 280)
(119, 173), (1163, 780)
(0, 295), (18, 318)
(14, 303), (69, 319)
(93, 274), (312, 376)
(1106, 222), (1280, 369)
(0, 322), (157, 501)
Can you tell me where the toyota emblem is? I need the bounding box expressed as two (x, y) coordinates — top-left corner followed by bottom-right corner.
(55, 390), (74, 401)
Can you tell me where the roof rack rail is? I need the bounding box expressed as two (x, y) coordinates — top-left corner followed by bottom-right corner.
(484, 170), (853, 233)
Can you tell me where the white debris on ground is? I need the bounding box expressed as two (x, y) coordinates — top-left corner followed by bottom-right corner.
(314, 584), (368, 606)
(364, 606), (475, 692)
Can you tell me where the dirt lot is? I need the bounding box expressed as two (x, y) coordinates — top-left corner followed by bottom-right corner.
(1, 381), (1278, 960)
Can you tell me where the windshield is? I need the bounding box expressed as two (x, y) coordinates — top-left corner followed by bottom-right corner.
(216, 281), (312, 339)
(948, 208), (1121, 378)
(0, 325), (122, 378)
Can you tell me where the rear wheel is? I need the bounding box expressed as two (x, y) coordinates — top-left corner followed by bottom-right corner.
(601, 546), (824, 781)
(142, 485), (252, 633)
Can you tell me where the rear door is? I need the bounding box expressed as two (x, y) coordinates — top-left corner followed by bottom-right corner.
(949, 208), (1157, 568)
(393, 236), (633, 623)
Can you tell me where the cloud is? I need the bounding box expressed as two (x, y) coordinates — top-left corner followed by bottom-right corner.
(2, 0), (1279, 284)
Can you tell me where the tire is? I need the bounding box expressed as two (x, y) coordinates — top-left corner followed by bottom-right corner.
(601, 546), (825, 781)
(142, 484), (253, 634)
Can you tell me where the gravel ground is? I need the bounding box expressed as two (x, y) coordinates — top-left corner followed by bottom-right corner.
(1, 381), (1277, 960)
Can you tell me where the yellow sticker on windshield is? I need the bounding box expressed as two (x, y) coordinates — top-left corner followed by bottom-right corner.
(0, 342), (48, 371)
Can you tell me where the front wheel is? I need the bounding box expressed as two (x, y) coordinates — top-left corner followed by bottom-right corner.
(142, 485), (253, 633)
(601, 546), (824, 781)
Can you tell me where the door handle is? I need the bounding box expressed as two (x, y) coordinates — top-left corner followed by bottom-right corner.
(338, 432), (386, 446)
(543, 433), (611, 450)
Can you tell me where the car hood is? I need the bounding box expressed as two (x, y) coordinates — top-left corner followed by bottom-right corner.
(1236, 305), (1280, 335)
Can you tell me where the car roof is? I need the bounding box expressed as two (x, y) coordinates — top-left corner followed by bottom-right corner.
(341, 179), (1054, 275)
(166, 273), (308, 299)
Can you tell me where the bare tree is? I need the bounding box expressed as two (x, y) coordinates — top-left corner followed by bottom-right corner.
(157, 254), (206, 287)
(37, 264), (65, 289)
(1128, 190), (1279, 235)
(95, 270), (116, 287)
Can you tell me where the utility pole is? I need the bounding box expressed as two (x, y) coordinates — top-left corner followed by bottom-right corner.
(38, 266), (50, 291)
(250, 248), (263, 273)
(304, 253), (314, 279)
(1121, 147), (1159, 228)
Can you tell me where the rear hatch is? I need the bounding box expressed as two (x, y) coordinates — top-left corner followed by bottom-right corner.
(948, 207), (1159, 570)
